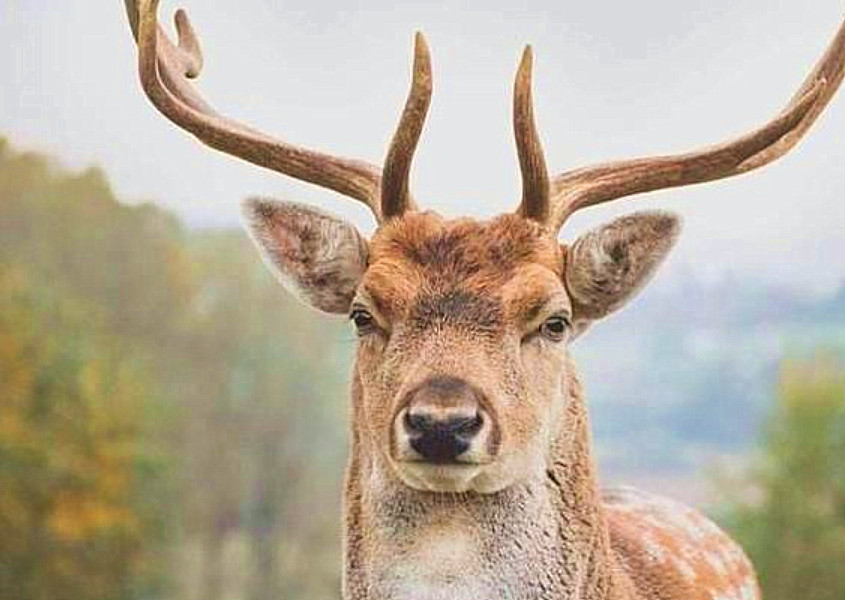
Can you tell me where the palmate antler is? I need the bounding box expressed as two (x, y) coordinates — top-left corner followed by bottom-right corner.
(514, 13), (845, 234)
(123, 0), (431, 222)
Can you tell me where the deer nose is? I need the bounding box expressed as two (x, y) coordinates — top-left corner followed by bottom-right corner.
(403, 376), (485, 464)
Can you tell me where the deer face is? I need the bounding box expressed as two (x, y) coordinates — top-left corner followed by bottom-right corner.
(356, 213), (566, 494)
(243, 203), (680, 493)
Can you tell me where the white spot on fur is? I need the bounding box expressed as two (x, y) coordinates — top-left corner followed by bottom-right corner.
(642, 532), (668, 562)
(674, 556), (698, 582)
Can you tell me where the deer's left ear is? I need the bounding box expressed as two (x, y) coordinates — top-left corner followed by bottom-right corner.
(564, 211), (681, 330)
(242, 198), (369, 314)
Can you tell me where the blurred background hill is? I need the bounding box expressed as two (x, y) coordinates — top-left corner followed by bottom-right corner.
(2, 137), (844, 599)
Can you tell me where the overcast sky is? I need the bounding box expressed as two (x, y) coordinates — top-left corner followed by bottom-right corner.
(2, 0), (844, 295)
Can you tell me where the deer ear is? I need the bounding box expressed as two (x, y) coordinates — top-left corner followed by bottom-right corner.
(241, 198), (369, 314)
(564, 211), (681, 329)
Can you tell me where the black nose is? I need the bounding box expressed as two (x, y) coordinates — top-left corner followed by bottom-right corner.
(403, 377), (485, 464)
(405, 412), (483, 463)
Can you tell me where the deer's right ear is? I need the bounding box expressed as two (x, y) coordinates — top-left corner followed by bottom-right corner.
(241, 198), (369, 315)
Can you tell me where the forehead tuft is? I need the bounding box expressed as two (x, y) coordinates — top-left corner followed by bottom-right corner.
(370, 212), (559, 279)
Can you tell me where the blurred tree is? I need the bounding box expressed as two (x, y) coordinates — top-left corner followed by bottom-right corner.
(0, 142), (184, 599)
(715, 354), (845, 600)
(1, 138), (350, 600)
(0, 265), (171, 600)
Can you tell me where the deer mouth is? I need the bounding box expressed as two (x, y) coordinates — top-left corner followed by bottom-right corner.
(393, 460), (489, 493)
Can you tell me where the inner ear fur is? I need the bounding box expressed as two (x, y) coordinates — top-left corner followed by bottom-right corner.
(564, 211), (681, 324)
(241, 198), (369, 315)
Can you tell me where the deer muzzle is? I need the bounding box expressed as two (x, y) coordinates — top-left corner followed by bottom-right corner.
(394, 376), (498, 467)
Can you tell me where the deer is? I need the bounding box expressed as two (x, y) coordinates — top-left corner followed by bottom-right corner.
(124, 1), (845, 599)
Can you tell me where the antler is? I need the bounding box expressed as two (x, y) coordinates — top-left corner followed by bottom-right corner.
(513, 46), (551, 223)
(381, 33), (432, 220)
(514, 13), (845, 233)
(124, 0), (431, 222)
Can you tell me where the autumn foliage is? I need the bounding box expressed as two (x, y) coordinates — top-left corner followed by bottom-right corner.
(0, 138), (348, 600)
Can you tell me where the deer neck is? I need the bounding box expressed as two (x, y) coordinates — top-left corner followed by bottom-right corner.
(342, 364), (629, 600)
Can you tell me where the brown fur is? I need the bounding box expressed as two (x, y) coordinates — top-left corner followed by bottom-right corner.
(242, 206), (758, 600)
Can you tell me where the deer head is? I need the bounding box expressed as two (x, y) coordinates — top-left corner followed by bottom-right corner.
(124, 0), (844, 494)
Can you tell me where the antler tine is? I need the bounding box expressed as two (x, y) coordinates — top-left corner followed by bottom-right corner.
(513, 46), (551, 223)
(547, 13), (845, 233)
(126, 0), (384, 218)
(740, 13), (845, 172)
(126, 0), (207, 113)
(381, 33), (433, 220)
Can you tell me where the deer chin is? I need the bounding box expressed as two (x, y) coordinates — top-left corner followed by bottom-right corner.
(391, 454), (533, 494)
(391, 461), (503, 494)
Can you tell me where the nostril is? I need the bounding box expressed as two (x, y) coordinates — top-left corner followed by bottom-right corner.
(451, 413), (483, 437)
(404, 411), (430, 435)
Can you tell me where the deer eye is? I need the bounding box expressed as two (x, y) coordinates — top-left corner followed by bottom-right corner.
(350, 308), (376, 335)
(539, 315), (570, 342)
